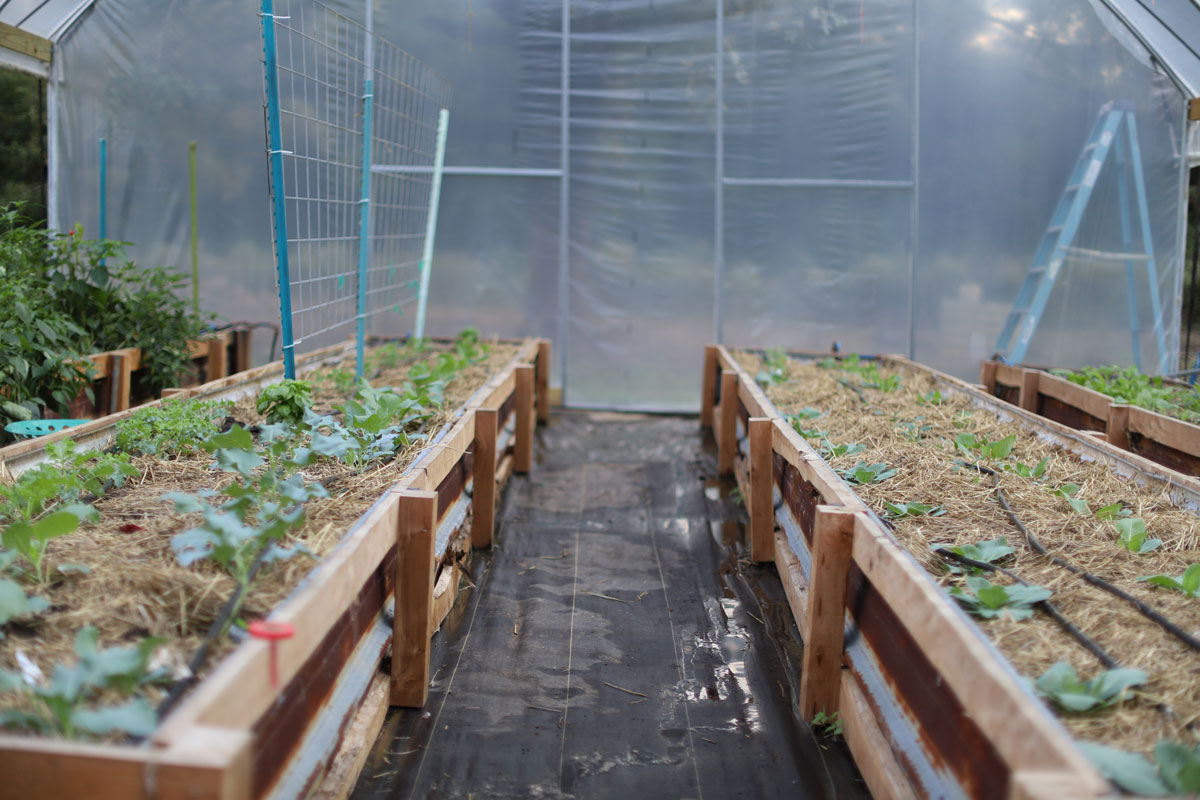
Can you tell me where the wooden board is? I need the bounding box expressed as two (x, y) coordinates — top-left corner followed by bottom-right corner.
(392, 492), (437, 707)
(748, 417), (774, 563)
(799, 506), (856, 720)
(838, 676), (918, 800)
(0, 21), (51, 62)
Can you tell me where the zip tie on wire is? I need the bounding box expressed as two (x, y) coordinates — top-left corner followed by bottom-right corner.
(269, 149), (294, 155)
(258, 13), (291, 19)
(958, 460), (1200, 654)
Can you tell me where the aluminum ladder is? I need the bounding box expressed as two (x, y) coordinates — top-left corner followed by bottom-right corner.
(994, 101), (1169, 373)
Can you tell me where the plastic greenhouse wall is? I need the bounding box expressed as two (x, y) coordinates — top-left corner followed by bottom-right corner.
(47, 0), (1189, 411)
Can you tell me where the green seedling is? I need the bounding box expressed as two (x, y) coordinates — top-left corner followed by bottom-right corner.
(916, 389), (943, 406)
(883, 501), (946, 520)
(1114, 518), (1161, 554)
(115, 398), (229, 456)
(0, 439), (137, 524)
(819, 440), (867, 459)
(0, 626), (164, 739)
(1080, 740), (1200, 797)
(256, 380), (313, 426)
(1094, 502), (1129, 521)
(1138, 564), (1200, 599)
(955, 433), (1015, 460)
(1003, 456), (1050, 480)
(1049, 483), (1090, 514)
(811, 710), (843, 737)
(1031, 662), (1148, 713)
(788, 414), (828, 440)
(949, 575), (1050, 621)
(2, 505), (97, 584)
(0, 576), (48, 632)
(1054, 365), (1200, 425)
(933, 537), (1015, 574)
(838, 461), (897, 485)
(896, 418), (932, 442)
(755, 348), (789, 388)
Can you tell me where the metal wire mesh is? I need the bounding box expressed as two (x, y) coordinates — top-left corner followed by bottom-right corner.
(262, 0), (450, 358)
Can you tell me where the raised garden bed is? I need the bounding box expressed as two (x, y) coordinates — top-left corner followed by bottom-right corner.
(981, 360), (1200, 477)
(0, 335), (552, 798)
(703, 345), (1200, 799)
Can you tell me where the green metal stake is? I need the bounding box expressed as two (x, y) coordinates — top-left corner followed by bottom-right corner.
(414, 109), (449, 341)
(189, 141), (199, 315)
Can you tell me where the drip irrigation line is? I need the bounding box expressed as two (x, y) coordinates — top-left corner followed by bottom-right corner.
(958, 460), (1200, 654)
(935, 549), (1118, 669)
(834, 378), (868, 405)
(152, 552), (267, 726)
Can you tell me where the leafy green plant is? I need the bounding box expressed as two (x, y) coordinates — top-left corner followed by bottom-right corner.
(1031, 662), (1147, 712)
(2, 505), (97, 584)
(1080, 740), (1200, 797)
(949, 575), (1050, 621)
(819, 354), (900, 392)
(1138, 564), (1200, 599)
(1053, 365), (1200, 424)
(256, 380), (312, 426)
(819, 440), (866, 459)
(1048, 483), (1090, 514)
(896, 419), (931, 442)
(165, 424), (324, 584)
(114, 398), (230, 456)
(1003, 457), (1050, 480)
(1115, 518), (1161, 554)
(0, 439), (137, 524)
(838, 461), (897, 485)
(933, 537), (1015, 574)
(883, 500), (946, 519)
(0, 626), (163, 738)
(755, 348), (789, 388)
(811, 710), (843, 737)
(916, 389), (943, 406)
(0, 576), (48, 632)
(1094, 502), (1128, 521)
(955, 433), (1016, 460)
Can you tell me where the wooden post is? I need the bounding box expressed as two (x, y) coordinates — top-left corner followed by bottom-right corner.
(749, 417), (774, 563)
(1107, 405), (1131, 451)
(207, 337), (228, 382)
(472, 408), (498, 549)
(233, 328), (253, 374)
(979, 360), (997, 395)
(392, 490), (438, 708)
(535, 340), (551, 423)
(112, 349), (135, 413)
(717, 370), (737, 476)
(1018, 369), (1039, 413)
(514, 364), (534, 473)
(700, 345), (719, 428)
(800, 506), (856, 721)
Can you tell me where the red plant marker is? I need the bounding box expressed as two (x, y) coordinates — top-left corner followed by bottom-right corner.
(248, 620), (295, 689)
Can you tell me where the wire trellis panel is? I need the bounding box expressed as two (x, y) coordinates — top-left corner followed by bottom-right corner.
(260, 0), (451, 375)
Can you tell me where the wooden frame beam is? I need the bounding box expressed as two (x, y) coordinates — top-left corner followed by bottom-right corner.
(0, 21), (51, 63)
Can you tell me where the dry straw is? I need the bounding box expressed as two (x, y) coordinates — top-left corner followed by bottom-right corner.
(736, 350), (1200, 757)
(0, 341), (520, 719)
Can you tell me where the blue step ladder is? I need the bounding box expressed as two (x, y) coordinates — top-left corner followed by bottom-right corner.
(994, 101), (1170, 374)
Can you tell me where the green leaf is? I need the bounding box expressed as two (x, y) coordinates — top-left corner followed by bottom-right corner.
(1183, 563), (1200, 595)
(0, 578), (47, 627)
(982, 435), (1016, 460)
(203, 424), (255, 453)
(71, 697), (158, 738)
(1155, 741), (1200, 793)
(162, 492), (206, 514)
(976, 584), (1010, 609)
(1095, 502), (1125, 521)
(1078, 742), (1169, 796)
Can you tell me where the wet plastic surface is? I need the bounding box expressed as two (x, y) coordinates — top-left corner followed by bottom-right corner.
(352, 411), (868, 799)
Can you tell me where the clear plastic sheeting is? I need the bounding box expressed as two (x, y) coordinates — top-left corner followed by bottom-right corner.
(45, 0), (1196, 409)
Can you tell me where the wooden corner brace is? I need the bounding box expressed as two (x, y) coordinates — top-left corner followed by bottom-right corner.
(471, 408), (498, 549)
(535, 340), (552, 423)
(391, 490), (438, 708)
(515, 364), (535, 473)
(799, 505), (856, 722)
(700, 345), (719, 429)
(717, 370), (737, 476)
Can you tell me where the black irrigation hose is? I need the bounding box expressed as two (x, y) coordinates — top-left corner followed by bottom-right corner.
(935, 549), (1118, 669)
(152, 553), (267, 725)
(959, 461), (1200, 655)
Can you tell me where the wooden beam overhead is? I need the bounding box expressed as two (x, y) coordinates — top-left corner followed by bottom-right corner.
(0, 21), (52, 63)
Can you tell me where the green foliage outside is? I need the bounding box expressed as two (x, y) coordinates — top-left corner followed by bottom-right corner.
(0, 204), (213, 439)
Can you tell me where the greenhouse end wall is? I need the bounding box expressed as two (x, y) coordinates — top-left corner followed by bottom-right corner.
(48, 0), (1190, 410)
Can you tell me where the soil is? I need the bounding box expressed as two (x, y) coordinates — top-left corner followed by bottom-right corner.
(0, 338), (521, 728)
(735, 350), (1200, 759)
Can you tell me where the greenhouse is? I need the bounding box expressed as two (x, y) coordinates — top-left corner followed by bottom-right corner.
(0, 0), (1199, 798)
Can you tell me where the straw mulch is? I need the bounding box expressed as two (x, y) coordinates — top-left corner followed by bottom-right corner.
(0, 340), (520, 718)
(735, 351), (1200, 758)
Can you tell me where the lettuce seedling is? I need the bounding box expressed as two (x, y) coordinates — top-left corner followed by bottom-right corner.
(1003, 456), (1050, 480)
(883, 501), (946, 520)
(1032, 662), (1147, 712)
(949, 575), (1050, 621)
(933, 537), (1015, 574)
(1138, 564), (1200, 599)
(1115, 518), (1161, 554)
(1080, 740), (1200, 796)
(838, 461), (897, 485)
(819, 440), (867, 459)
(1048, 483), (1090, 514)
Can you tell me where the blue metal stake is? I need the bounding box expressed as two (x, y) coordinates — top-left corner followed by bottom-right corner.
(355, 1), (375, 380)
(98, 137), (107, 264)
(1125, 113), (1170, 374)
(260, 0), (297, 379)
(414, 108), (449, 341)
